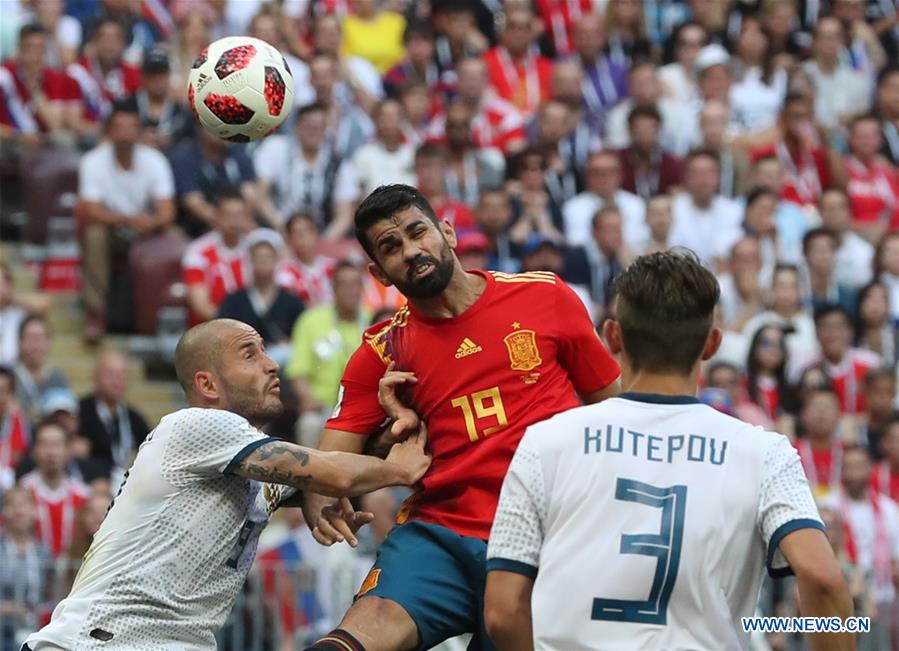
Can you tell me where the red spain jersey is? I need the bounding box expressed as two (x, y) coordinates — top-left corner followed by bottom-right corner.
(326, 270), (620, 539)
(20, 471), (88, 557)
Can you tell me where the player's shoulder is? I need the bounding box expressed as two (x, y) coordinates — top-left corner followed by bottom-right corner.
(361, 304), (412, 364)
(167, 407), (251, 435)
(489, 270), (560, 286)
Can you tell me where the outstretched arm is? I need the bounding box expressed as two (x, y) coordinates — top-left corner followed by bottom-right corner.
(233, 435), (430, 497)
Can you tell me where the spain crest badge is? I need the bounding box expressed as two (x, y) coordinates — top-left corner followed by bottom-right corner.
(504, 329), (542, 371)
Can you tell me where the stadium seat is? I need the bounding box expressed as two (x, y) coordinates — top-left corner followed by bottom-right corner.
(129, 234), (188, 336)
(21, 146), (81, 244)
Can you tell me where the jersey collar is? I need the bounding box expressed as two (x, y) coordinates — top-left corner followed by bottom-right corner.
(618, 392), (701, 405)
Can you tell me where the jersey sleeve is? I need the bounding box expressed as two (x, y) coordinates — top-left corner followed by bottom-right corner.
(486, 433), (546, 578)
(757, 434), (826, 578)
(161, 409), (276, 484)
(554, 278), (620, 395)
(324, 341), (389, 435)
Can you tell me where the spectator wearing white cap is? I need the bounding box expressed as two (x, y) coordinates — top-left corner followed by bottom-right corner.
(13, 314), (69, 424)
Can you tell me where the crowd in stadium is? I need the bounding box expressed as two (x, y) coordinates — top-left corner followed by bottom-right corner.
(2, 0), (899, 649)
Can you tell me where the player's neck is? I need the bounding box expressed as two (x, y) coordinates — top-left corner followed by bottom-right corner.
(409, 268), (486, 319)
(623, 368), (699, 398)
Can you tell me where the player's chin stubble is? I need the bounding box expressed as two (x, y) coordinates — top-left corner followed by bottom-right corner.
(223, 380), (284, 425)
(395, 250), (455, 299)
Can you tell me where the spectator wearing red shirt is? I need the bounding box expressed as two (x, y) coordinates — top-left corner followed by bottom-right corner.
(873, 419), (899, 503)
(751, 94), (841, 209)
(67, 19), (141, 123)
(276, 213), (337, 308)
(534, 0), (592, 57)
(0, 367), (28, 493)
(413, 142), (474, 229)
(617, 105), (683, 199)
(19, 420), (88, 557)
(0, 23), (81, 142)
(845, 113), (899, 238)
(483, 5), (553, 119)
(794, 387), (845, 499)
(182, 189), (253, 324)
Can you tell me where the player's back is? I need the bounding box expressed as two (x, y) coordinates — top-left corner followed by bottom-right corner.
(522, 393), (813, 650)
(26, 408), (281, 651)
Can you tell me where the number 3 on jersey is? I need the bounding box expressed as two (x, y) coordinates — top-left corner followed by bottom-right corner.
(592, 478), (687, 625)
(450, 386), (508, 442)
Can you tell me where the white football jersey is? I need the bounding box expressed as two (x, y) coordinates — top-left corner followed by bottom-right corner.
(26, 408), (289, 651)
(487, 393), (824, 651)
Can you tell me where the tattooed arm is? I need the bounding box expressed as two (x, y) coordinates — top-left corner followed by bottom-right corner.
(233, 434), (431, 497)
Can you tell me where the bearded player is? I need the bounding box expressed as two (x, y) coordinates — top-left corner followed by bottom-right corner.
(302, 184), (622, 651)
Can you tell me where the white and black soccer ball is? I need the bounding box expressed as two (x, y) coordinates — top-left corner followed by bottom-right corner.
(187, 36), (295, 143)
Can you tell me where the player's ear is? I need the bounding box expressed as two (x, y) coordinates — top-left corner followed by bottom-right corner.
(701, 326), (722, 361)
(368, 261), (393, 288)
(602, 319), (622, 355)
(440, 220), (457, 248)
(193, 371), (220, 402)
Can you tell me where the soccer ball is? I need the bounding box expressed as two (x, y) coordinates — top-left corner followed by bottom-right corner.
(187, 36), (295, 142)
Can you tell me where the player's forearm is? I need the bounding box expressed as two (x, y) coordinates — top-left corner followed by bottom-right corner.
(796, 571), (854, 651)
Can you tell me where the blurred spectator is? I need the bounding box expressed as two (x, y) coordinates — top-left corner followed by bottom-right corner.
(442, 100), (506, 206)
(876, 232), (899, 325)
(745, 186), (802, 272)
(312, 13), (382, 112)
(729, 15), (787, 136)
(396, 80), (434, 145)
(548, 61), (592, 146)
(830, 0), (887, 82)
(249, 10), (314, 108)
(166, 10), (210, 102)
(0, 486), (49, 651)
(845, 113), (899, 241)
(802, 17), (871, 130)
(13, 315), (69, 423)
(634, 193), (673, 255)
(39, 388), (79, 445)
(308, 53), (373, 159)
(182, 189), (252, 324)
(84, 0), (162, 62)
(583, 205), (632, 320)
(603, 0), (651, 66)
(743, 264), (820, 377)
(717, 236), (765, 333)
(352, 99), (415, 196)
(824, 445), (899, 650)
(529, 100), (586, 205)
(19, 419), (88, 557)
(759, 0), (805, 64)
(276, 213), (337, 308)
(383, 20), (439, 97)
(78, 103), (175, 338)
(341, 0), (405, 74)
(506, 148), (565, 244)
(669, 149), (742, 268)
(0, 264), (49, 366)
(439, 57), (527, 155)
(534, 0), (591, 57)
(0, 23), (82, 145)
(855, 282), (899, 367)
(168, 127), (262, 237)
(286, 262), (369, 447)
(795, 387), (845, 498)
(876, 419), (899, 501)
(803, 228), (858, 316)
(218, 230), (304, 364)
(76, 350), (149, 474)
(62, 489), (112, 593)
(0, 366), (28, 493)
(455, 229), (490, 271)
(570, 13), (627, 138)
(519, 234), (593, 320)
(751, 94), (838, 210)
(819, 188), (875, 290)
(254, 102), (360, 239)
(658, 22), (706, 107)
(432, 0), (486, 83)
(857, 367), (899, 462)
(28, 0), (81, 68)
(800, 305), (881, 414)
(704, 360), (771, 428)
(617, 105), (683, 199)
(475, 189), (520, 273)
(698, 100), (750, 199)
(746, 325), (791, 426)
(67, 19), (141, 124)
(413, 143), (474, 229)
(484, 4), (552, 119)
(563, 150), (647, 250)
(692, 43), (732, 117)
(605, 61), (693, 157)
(122, 48), (192, 151)
(877, 65), (899, 167)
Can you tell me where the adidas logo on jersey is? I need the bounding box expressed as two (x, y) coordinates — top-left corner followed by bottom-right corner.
(455, 338), (483, 359)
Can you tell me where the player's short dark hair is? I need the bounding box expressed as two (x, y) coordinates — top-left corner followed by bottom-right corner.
(802, 226), (838, 256)
(19, 23), (47, 43)
(627, 105), (662, 128)
(614, 250), (720, 375)
(354, 184), (441, 261)
(0, 365), (14, 392)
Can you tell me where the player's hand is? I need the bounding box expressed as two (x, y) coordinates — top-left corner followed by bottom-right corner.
(311, 496), (374, 548)
(385, 421), (431, 485)
(378, 362), (420, 439)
